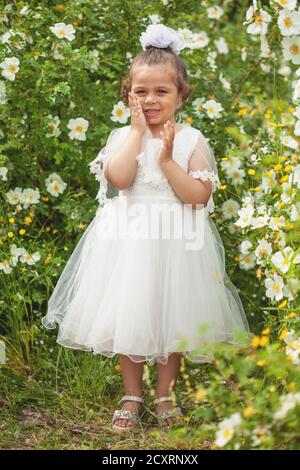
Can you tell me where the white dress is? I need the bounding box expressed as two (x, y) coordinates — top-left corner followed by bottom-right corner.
(42, 124), (251, 366)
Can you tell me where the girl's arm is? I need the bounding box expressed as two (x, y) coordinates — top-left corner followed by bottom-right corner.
(104, 128), (144, 190)
(159, 124), (220, 210)
(160, 160), (212, 209)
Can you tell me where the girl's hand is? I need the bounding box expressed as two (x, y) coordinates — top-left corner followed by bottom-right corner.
(158, 120), (175, 165)
(128, 91), (148, 134)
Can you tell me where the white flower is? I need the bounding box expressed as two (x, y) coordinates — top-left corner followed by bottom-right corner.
(227, 167), (246, 185)
(20, 250), (41, 265)
(46, 115), (61, 138)
(294, 120), (300, 136)
(0, 166), (8, 181)
(235, 205), (255, 228)
(265, 273), (284, 301)
(269, 215), (286, 231)
(203, 99), (224, 119)
(221, 156), (241, 171)
(219, 73), (231, 91)
(245, 8), (272, 35)
(111, 101), (131, 124)
(67, 117), (89, 141)
(46, 180), (66, 197)
(239, 253), (256, 270)
(215, 37), (229, 54)
(0, 259), (12, 274)
(278, 9), (300, 36)
(215, 413), (242, 448)
(278, 64), (292, 76)
(207, 6), (224, 20)
(6, 187), (23, 205)
(0, 57), (20, 81)
(274, 1), (297, 11)
(0, 80), (7, 104)
(139, 24), (186, 54)
(293, 79), (300, 101)
(261, 170), (277, 192)
(250, 214), (270, 229)
(271, 246), (295, 274)
(21, 188), (41, 209)
(255, 239), (272, 264)
(50, 23), (76, 41)
(274, 393), (300, 421)
(45, 173), (67, 197)
(280, 134), (299, 148)
(192, 31), (209, 49)
(20, 5), (31, 15)
(282, 36), (300, 64)
(10, 244), (25, 267)
(221, 199), (240, 219)
(240, 240), (252, 254)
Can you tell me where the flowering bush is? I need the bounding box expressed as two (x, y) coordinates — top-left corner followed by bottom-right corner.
(0, 0), (299, 450)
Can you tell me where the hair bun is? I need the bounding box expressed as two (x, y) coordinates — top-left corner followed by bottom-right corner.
(139, 24), (186, 55)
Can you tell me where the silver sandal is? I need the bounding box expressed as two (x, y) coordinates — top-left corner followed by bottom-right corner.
(112, 395), (145, 431)
(154, 396), (184, 428)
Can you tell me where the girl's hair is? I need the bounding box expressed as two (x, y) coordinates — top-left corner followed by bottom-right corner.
(121, 45), (191, 116)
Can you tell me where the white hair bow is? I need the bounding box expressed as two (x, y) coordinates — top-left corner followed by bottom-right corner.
(139, 24), (186, 55)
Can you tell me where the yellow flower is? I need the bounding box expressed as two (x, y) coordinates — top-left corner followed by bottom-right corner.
(279, 327), (288, 341)
(269, 385), (276, 393)
(274, 163), (282, 172)
(284, 164), (292, 173)
(221, 157), (228, 161)
(7, 231), (14, 238)
(284, 312), (297, 320)
(279, 156), (287, 162)
(195, 388), (207, 401)
(76, 222), (86, 230)
(267, 122), (285, 127)
(259, 335), (269, 347)
(19, 229), (25, 235)
(24, 216), (32, 225)
(262, 327), (271, 335)
(278, 300), (287, 309)
(9, 217), (15, 224)
(279, 175), (289, 183)
(42, 196), (49, 202)
(291, 154), (298, 163)
(53, 229), (58, 234)
(287, 382), (296, 392)
(53, 4), (65, 12)
(251, 336), (261, 349)
(257, 360), (266, 367)
(248, 169), (256, 175)
(243, 406), (255, 417)
(220, 185), (227, 190)
(115, 364), (121, 372)
(186, 116), (193, 125)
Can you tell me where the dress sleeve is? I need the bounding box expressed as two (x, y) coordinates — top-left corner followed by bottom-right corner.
(187, 130), (221, 194)
(88, 127), (129, 206)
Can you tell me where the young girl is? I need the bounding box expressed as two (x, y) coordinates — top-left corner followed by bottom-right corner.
(42, 24), (251, 432)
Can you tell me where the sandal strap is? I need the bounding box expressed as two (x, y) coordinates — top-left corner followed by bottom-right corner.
(158, 407), (184, 420)
(113, 409), (139, 422)
(119, 395), (144, 405)
(154, 396), (174, 405)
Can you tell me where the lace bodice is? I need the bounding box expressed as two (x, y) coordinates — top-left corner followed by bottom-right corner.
(89, 125), (221, 214)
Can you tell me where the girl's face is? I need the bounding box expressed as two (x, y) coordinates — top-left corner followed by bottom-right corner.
(131, 63), (182, 127)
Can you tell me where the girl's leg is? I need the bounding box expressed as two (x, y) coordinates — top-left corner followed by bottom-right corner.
(114, 354), (145, 428)
(155, 352), (182, 426)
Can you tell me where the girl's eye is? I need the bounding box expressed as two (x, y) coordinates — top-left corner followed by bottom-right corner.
(135, 90), (166, 94)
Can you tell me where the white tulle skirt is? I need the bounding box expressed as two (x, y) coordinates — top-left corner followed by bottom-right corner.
(42, 194), (251, 366)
